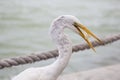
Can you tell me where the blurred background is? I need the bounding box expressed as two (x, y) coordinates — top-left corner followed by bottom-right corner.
(0, 0), (120, 79)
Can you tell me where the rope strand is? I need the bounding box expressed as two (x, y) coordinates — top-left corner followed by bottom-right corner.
(0, 33), (120, 69)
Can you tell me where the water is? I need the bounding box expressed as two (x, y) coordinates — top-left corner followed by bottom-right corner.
(0, 0), (120, 79)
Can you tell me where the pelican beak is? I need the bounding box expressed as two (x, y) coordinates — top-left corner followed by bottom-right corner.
(73, 22), (102, 52)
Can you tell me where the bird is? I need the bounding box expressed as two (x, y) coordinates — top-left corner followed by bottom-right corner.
(12, 15), (102, 80)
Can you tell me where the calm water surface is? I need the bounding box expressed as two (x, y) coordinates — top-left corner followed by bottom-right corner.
(0, 0), (120, 79)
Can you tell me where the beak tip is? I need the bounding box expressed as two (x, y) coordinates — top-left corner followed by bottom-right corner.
(74, 22), (102, 53)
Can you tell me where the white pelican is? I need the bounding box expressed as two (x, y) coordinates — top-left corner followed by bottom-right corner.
(12, 15), (102, 80)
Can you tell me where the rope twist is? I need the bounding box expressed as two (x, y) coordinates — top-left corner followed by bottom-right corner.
(0, 33), (120, 69)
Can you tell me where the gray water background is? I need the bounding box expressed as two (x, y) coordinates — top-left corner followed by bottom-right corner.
(0, 0), (120, 80)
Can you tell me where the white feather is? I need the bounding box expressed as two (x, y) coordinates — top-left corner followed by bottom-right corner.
(12, 15), (80, 80)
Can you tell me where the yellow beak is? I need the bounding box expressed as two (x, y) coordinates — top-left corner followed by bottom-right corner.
(74, 22), (102, 52)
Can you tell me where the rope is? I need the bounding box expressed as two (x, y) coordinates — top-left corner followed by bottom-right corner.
(0, 33), (120, 69)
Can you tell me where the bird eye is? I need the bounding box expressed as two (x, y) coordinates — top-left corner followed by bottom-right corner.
(73, 22), (80, 31)
(73, 22), (78, 27)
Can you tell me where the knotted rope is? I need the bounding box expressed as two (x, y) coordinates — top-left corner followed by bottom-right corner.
(0, 33), (120, 69)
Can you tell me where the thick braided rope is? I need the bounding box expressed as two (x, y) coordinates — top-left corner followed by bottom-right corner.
(0, 33), (120, 69)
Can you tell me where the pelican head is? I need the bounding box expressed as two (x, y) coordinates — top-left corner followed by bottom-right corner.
(52, 15), (102, 51)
